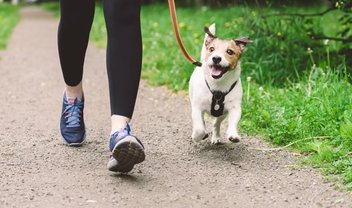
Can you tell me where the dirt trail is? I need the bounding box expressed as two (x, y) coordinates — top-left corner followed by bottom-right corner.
(0, 7), (351, 208)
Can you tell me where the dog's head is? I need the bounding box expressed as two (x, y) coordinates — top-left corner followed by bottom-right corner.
(203, 25), (252, 79)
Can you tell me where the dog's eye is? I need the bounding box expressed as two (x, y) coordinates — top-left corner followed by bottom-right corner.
(209, 47), (215, 52)
(226, 49), (234, 55)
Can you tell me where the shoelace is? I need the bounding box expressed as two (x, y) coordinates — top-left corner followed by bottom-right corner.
(110, 124), (144, 149)
(109, 125), (131, 155)
(111, 125), (131, 140)
(63, 98), (83, 128)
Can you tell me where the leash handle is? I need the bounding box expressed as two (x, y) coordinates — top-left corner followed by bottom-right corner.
(168, 0), (202, 67)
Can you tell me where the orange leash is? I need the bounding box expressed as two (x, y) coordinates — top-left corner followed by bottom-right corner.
(168, 0), (202, 67)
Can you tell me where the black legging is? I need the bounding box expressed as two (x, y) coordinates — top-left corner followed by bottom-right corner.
(58, 0), (142, 118)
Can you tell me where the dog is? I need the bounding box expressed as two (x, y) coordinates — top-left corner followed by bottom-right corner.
(189, 24), (252, 144)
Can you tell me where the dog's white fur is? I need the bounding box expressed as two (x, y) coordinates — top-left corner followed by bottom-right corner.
(189, 24), (244, 144)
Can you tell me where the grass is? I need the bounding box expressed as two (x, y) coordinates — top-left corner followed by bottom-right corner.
(242, 66), (352, 190)
(41, 3), (352, 190)
(0, 3), (20, 50)
(41, 2), (60, 17)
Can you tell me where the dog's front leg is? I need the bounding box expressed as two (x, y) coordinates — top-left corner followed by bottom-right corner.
(227, 106), (241, 143)
(211, 115), (225, 144)
(191, 109), (208, 142)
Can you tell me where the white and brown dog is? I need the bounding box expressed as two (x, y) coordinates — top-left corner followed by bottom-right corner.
(189, 24), (252, 144)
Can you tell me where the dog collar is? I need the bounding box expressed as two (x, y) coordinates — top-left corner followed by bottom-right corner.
(205, 79), (238, 117)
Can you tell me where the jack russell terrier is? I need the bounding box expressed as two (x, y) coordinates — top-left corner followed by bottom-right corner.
(189, 24), (252, 144)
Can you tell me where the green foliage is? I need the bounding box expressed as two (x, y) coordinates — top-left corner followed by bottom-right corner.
(89, 6), (107, 48)
(0, 4), (20, 50)
(41, 2), (60, 17)
(241, 62), (352, 189)
(140, 4), (350, 88)
(335, 3), (352, 40)
(340, 108), (352, 140)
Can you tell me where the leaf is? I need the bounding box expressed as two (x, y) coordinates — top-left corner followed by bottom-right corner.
(340, 121), (352, 140)
(339, 28), (351, 37)
(340, 110), (352, 140)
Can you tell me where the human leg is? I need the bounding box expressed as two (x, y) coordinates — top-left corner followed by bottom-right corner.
(58, 0), (95, 99)
(103, 0), (145, 172)
(58, 0), (95, 145)
(103, 0), (142, 129)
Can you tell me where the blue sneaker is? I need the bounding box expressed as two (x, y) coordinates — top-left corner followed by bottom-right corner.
(60, 93), (86, 146)
(107, 125), (145, 173)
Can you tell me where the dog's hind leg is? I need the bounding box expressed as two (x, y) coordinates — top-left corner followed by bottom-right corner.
(227, 107), (242, 143)
(211, 115), (225, 145)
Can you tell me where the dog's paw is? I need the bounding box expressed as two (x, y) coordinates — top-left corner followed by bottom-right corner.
(228, 135), (241, 143)
(202, 133), (209, 140)
(211, 137), (221, 145)
(192, 131), (208, 143)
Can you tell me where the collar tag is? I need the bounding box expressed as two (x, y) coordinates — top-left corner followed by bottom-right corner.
(211, 91), (225, 117)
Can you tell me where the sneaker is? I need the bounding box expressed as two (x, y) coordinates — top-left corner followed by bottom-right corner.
(60, 92), (86, 146)
(107, 124), (145, 173)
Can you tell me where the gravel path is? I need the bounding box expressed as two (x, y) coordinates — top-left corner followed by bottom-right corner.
(0, 7), (351, 208)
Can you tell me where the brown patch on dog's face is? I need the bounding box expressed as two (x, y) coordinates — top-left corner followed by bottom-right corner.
(205, 39), (242, 70)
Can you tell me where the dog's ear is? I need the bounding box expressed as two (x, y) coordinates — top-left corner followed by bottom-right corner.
(204, 26), (217, 46)
(234, 37), (252, 52)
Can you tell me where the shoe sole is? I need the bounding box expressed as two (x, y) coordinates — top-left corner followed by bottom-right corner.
(108, 136), (145, 173)
(63, 135), (87, 147)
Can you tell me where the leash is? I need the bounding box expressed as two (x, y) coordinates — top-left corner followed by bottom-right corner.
(168, 0), (202, 67)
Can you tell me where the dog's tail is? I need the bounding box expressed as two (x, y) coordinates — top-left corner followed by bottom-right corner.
(201, 23), (216, 62)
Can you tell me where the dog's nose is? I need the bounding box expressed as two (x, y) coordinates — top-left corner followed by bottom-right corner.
(212, 56), (222, 64)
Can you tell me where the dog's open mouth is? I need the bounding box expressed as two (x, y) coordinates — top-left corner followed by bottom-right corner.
(209, 65), (229, 79)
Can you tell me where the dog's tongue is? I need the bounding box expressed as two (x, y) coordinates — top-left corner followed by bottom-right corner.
(211, 66), (222, 76)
